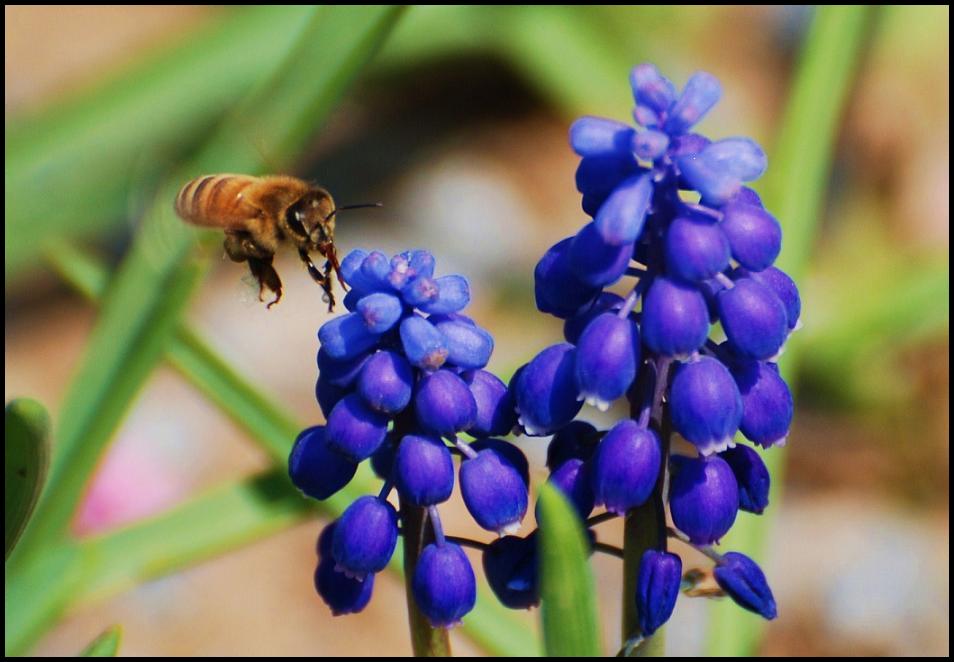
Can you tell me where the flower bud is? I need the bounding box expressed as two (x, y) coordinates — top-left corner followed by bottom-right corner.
(470, 438), (530, 485)
(538, 457), (594, 521)
(326, 394), (389, 462)
(318, 313), (381, 361)
(568, 221), (634, 288)
(332, 495), (398, 578)
(664, 215), (731, 282)
(315, 375), (347, 419)
(395, 434), (454, 506)
(636, 550), (682, 635)
(460, 448), (529, 535)
(546, 420), (600, 471)
(665, 71), (722, 135)
(641, 277), (710, 358)
(339, 249), (369, 288)
(677, 138), (767, 206)
(719, 445), (770, 514)
(534, 238), (601, 318)
(718, 278), (788, 360)
(576, 155), (642, 201)
(314, 558), (374, 615)
(355, 292), (403, 333)
(720, 204), (782, 272)
(632, 129), (670, 161)
(713, 552), (777, 620)
(400, 316), (448, 370)
(629, 63), (677, 118)
(515, 343), (583, 436)
(357, 350), (414, 415)
(434, 317), (494, 369)
(317, 348), (371, 388)
(401, 275), (439, 307)
(482, 534), (539, 609)
(360, 251), (392, 290)
(405, 249), (436, 280)
(741, 266), (801, 330)
(412, 542), (477, 627)
(569, 116), (635, 157)
(669, 356), (743, 456)
(317, 521), (336, 557)
(563, 292), (624, 344)
(592, 419), (661, 514)
(419, 275), (470, 315)
(575, 313), (641, 411)
(731, 358), (793, 448)
(386, 253), (411, 290)
(288, 426), (358, 500)
(462, 370), (517, 437)
(414, 369), (478, 436)
(669, 455), (739, 545)
(594, 173), (653, 245)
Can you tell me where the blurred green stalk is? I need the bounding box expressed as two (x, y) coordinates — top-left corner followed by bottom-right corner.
(703, 5), (874, 655)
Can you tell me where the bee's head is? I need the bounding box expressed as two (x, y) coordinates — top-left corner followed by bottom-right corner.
(284, 188), (336, 247)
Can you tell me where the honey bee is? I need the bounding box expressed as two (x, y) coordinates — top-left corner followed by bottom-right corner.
(175, 174), (375, 310)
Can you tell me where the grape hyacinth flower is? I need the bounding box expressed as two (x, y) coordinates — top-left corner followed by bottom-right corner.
(294, 248), (530, 631)
(291, 63), (797, 653)
(514, 62), (797, 641)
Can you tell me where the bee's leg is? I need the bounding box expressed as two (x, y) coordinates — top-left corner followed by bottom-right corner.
(298, 247), (335, 312)
(248, 256), (283, 309)
(224, 230), (271, 262)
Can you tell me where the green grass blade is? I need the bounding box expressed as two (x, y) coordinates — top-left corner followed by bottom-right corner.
(79, 625), (122, 657)
(4, 399), (51, 559)
(43, 241), (300, 465)
(538, 483), (602, 657)
(4, 6), (317, 280)
(703, 6), (874, 655)
(78, 471), (313, 601)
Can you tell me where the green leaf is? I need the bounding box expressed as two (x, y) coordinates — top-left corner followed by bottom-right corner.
(4, 399), (51, 559)
(5, 6), (317, 280)
(703, 5), (875, 656)
(79, 625), (122, 657)
(538, 483), (602, 657)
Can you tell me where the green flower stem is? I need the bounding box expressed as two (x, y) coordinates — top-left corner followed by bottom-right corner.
(400, 502), (452, 657)
(622, 357), (672, 657)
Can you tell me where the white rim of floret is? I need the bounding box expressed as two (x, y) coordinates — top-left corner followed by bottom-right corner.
(768, 343), (787, 363)
(334, 562), (368, 582)
(792, 316), (803, 332)
(756, 434), (787, 449)
(497, 519), (522, 537)
(517, 414), (548, 437)
(581, 392), (613, 412)
(695, 435), (736, 456)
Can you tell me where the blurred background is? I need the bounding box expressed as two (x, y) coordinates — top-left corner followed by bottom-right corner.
(5, 5), (949, 656)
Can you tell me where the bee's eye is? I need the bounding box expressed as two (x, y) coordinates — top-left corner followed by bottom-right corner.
(285, 206), (308, 237)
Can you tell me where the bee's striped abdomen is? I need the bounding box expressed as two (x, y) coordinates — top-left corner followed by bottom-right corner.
(174, 174), (259, 229)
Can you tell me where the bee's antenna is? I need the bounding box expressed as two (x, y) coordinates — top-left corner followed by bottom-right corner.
(323, 202), (383, 222)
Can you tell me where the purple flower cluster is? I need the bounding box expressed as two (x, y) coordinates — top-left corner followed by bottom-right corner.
(290, 248), (529, 627)
(514, 63), (794, 630)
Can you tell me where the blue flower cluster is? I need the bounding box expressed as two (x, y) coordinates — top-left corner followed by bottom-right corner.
(513, 63), (794, 631)
(290, 248), (530, 627)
